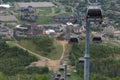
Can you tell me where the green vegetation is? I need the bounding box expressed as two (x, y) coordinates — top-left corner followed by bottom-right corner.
(0, 40), (37, 75)
(18, 36), (63, 59)
(36, 7), (52, 15)
(0, 40), (50, 80)
(54, 6), (61, 13)
(69, 72), (82, 80)
(1, 0), (120, 80)
(69, 42), (120, 80)
(26, 36), (54, 54)
(37, 16), (54, 24)
(0, 72), (7, 80)
(3, 74), (50, 80)
(65, 7), (72, 12)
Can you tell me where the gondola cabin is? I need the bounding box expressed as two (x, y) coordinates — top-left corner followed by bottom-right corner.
(60, 77), (65, 80)
(69, 37), (79, 44)
(59, 66), (65, 71)
(55, 77), (59, 80)
(79, 57), (84, 66)
(86, 6), (103, 23)
(67, 73), (71, 77)
(56, 72), (61, 77)
(92, 36), (102, 43)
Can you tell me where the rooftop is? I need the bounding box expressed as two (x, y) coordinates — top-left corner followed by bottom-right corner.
(0, 4), (10, 8)
(17, 2), (55, 8)
(0, 15), (17, 21)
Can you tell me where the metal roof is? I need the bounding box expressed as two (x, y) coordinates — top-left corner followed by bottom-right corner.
(0, 15), (17, 21)
(17, 2), (55, 8)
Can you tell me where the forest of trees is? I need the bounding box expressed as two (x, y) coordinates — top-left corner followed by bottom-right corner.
(69, 42), (120, 80)
(0, 40), (50, 80)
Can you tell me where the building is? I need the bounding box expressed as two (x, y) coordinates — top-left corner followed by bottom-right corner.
(19, 6), (35, 13)
(16, 24), (28, 30)
(15, 24), (31, 37)
(114, 31), (120, 38)
(0, 27), (10, 39)
(43, 24), (62, 33)
(16, 2), (55, 8)
(45, 29), (56, 37)
(0, 4), (10, 8)
(0, 15), (17, 22)
(29, 24), (44, 35)
(53, 16), (76, 23)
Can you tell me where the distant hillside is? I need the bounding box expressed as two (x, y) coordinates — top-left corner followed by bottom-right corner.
(18, 36), (63, 59)
(69, 42), (120, 80)
(0, 40), (50, 80)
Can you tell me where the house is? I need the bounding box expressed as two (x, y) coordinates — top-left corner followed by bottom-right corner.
(0, 4), (10, 9)
(45, 29), (56, 37)
(0, 27), (10, 39)
(17, 2), (54, 8)
(114, 31), (120, 38)
(20, 6), (35, 13)
(29, 24), (44, 35)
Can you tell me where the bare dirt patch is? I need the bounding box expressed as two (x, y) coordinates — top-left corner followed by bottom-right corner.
(32, 59), (61, 72)
(109, 54), (120, 60)
(31, 40), (68, 72)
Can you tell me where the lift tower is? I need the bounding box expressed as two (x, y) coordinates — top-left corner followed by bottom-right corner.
(84, 3), (103, 80)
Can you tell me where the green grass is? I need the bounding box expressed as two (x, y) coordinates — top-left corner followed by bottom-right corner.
(64, 43), (71, 57)
(36, 16), (54, 24)
(102, 40), (120, 47)
(36, 7), (52, 15)
(7, 40), (63, 60)
(17, 39), (63, 60)
(6, 74), (51, 80)
(54, 6), (61, 13)
(19, 40), (41, 55)
(6, 41), (17, 47)
(48, 40), (63, 59)
(69, 72), (83, 80)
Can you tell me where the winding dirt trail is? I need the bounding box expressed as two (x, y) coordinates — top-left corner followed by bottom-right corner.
(31, 40), (68, 72)
(6, 41), (50, 60)
(7, 40), (68, 72)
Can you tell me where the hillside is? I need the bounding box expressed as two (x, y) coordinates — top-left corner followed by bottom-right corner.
(69, 42), (120, 80)
(18, 36), (63, 60)
(0, 0), (120, 80)
(0, 40), (50, 80)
